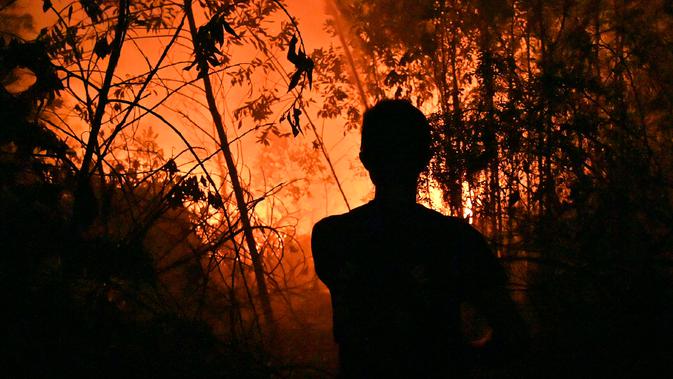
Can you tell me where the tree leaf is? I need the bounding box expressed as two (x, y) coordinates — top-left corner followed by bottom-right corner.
(208, 192), (223, 209)
(287, 35), (299, 64)
(223, 20), (240, 39)
(93, 37), (109, 58)
(79, 0), (102, 22)
(288, 70), (302, 92)
(292, 108), (302, 137)
(213, 20), (224, 45)
(306, 59), (314, 88)
(163, 159), (178, 175)
(42, 0), (52, 12)
(207, 55), (219, 67)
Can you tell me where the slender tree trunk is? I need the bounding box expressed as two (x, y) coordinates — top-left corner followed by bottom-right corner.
(184, 0), (273, 325)
(435, 3), (464, 218)
(327, 0), (369, 109)
(478, 23), (501, 243)
(305, 115), (352, 211)
(448, 31), (465, 217)
(535, 0), (551, 218)
(73, 0), (129, 228)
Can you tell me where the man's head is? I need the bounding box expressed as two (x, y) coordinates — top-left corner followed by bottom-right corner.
(359, 99), (431, 187)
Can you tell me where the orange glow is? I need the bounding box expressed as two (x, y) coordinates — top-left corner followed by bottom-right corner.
(12, 0), (467, 238)
(462, 181), (474, 223)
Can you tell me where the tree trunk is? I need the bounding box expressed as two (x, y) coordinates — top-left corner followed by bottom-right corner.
(184, 0), (273, 326)
(73, 0), (129, 229)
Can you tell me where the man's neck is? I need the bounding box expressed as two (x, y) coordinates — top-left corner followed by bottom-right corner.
(374, 185), (417, 206)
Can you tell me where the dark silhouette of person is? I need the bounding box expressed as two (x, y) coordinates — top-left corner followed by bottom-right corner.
(312, 99), (528, 378)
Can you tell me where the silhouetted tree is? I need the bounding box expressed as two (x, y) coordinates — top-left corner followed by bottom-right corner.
(1, 0), (323, 375)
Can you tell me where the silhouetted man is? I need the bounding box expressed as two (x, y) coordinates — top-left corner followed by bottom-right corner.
(312, 100), (528, 378)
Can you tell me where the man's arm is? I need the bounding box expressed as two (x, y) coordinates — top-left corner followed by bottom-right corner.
(311, 217), (339, 289)
(457, 223), (529, 364)
(469, 285), (529, 359)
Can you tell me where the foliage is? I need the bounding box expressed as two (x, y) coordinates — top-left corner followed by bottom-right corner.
(328, 0), (673, 374)
(1, 0), (324, 376)
(0, 37), (268, 377)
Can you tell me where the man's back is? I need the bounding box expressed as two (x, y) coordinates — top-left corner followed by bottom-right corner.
(312, 200), (506, 378)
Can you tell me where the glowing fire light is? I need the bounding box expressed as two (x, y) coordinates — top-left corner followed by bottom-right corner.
(462, 181), (474, 223)
(424, 180), (474, 224)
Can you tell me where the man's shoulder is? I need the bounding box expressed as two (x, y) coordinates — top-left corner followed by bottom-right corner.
(313, 202), (374, 230)
(416, 204), (472, 229)
(414, 206), (493, 254)
(312, 214), (340, 241)
(311, 204), (375, 256)
(313, 202), (480, 240)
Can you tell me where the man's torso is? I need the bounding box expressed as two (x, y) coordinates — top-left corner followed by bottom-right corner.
(312, 201), (503, 377)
